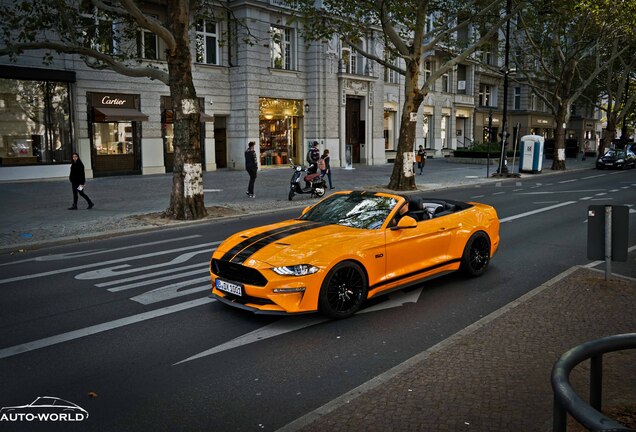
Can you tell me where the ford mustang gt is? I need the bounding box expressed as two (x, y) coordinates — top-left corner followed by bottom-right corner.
(210, 190), (499, 318)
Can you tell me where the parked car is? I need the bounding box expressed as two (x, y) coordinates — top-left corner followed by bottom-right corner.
(210, 190), (500, 318)
(596, 149), (636, 170)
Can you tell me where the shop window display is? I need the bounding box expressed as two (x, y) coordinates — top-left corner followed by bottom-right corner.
(93, 122), (134, 155)
(0, 78), (73, 166)
(259, 98), (303, 166)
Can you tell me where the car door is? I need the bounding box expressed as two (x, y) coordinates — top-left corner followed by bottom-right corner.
(383, 214), (456, 289)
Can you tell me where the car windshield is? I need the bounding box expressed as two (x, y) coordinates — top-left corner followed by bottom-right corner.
(299, 192), (398, 229)
(604, 150), (625, 158)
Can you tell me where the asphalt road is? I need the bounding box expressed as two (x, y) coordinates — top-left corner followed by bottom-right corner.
(0, 168), (634, 431)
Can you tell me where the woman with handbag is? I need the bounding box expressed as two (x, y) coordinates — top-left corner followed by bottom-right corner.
(68, 152), (94, 210)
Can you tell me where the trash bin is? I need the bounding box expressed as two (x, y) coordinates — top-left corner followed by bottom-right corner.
(519, 135), (544, 173)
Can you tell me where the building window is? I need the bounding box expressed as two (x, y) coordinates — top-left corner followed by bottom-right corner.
(139, 28), (159, 60)
(530, 93), (537, 111)
(384, 57), (399, 84)
(441, 116), (448, 148)
(195, 20), (219, 65)
(441, 72), (450, 93)
(423, 59), (432, 82)
(479, 84), (492, 107)
(341, 43), (364, 75)
(0, 78), (73, 165)
(514, 87), (521, 110)
(270, 26), (295, 70)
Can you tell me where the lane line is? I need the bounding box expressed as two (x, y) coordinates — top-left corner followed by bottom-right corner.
(0, 298), (215, 360)
(499, 201), (576, 223)
(0, 235), (203, 266)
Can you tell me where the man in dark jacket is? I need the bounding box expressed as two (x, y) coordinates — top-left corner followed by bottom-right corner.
(245, 141), (258, 198)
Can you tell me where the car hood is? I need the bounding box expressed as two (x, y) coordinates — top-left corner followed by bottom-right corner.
(215, 220), (373, 266)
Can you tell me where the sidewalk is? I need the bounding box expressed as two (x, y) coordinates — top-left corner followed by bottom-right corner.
(0, 157), (596, 252)
(278, 265), (636, 432)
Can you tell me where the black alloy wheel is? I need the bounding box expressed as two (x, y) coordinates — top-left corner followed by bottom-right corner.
(318, 261), (368, 319)
(460, 232), (491, 277)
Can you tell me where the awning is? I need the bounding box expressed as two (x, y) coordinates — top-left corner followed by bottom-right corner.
(94, 107), (149, 122)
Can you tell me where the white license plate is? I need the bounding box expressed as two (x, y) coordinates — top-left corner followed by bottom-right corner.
(216, 279), (243, 296)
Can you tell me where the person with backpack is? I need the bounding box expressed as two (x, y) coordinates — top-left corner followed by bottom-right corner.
(319, 149), (334, 189)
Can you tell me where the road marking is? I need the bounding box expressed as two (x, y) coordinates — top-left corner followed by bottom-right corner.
(519, 189), (604, 195)
(470, 195), (485, 199)
(0, 235), (203, 266)
(203, 189), (222, 192)
(0, 242), (219, 285)
(493, 192), (505, 195)
(500, 201), (576, 223)
(581, 174), (605, 180)
(106, 267), (209, 292)
(131, 282), (211, 305)
(558, 179), (577, 184)
(96, 262), (209, 288)
(175, 288), (425, 365)
(0, 298), (215, 360)
(75, 249), (210, 280)
(174, 315), (330, 365)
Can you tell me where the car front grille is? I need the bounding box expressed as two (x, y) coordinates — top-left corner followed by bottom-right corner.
(211, 259), (268, 287)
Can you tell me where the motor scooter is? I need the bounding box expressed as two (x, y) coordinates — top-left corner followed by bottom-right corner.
(288, 159), (326, 201)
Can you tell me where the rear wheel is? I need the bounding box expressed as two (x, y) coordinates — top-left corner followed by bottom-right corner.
(314, 187), (325, 197)
(460, 232), (491, 277)
(318, 261), (367, 319)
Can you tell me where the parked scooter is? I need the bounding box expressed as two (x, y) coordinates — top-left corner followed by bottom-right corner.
(288, 159), (327, 201)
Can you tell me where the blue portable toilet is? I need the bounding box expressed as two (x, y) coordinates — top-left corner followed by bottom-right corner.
(519, 135), (544, 173)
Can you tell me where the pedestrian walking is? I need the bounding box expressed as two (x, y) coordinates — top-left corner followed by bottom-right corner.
(245, 141), (258, 198)
(68, 152), (94, 210)
(416, 145), (426, 175)
(319, 149), (334, 189)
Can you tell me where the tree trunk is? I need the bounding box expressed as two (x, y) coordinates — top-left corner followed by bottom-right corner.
(600, 112), (619, 157)
(163, 0), (207, 220)
(387, 59), (424, 190)
(551, 105), (568, 171)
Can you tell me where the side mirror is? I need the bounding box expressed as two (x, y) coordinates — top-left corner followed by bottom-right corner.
(391, 215), (417, 230)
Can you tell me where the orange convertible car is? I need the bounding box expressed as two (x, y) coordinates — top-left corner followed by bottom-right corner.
(210, 190), (499, 318)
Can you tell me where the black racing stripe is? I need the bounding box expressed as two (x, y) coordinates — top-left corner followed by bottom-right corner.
(230, 222), (326, 264)
(220, 223), (308, 262)
(369, 258), (461, 290)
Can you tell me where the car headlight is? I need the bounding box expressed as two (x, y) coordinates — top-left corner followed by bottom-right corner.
(272, 264), (319, 276)
(617, 159), (624, 163)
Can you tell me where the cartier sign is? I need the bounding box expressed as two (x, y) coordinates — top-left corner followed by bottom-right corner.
(91, 92), (135, 109)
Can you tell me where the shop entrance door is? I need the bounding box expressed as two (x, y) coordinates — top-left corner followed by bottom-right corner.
(214, 121), (227, 169)
(346, 98), (361, 163)
(92, 121), (140, 176)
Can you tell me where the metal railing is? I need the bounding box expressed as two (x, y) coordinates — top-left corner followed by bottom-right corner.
(552, 333), (636, 432)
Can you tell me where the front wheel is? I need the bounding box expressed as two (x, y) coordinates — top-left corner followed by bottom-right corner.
(459, 232), (491, 277)
(288, 187), (295, 201)
(318, 261), (368, 319)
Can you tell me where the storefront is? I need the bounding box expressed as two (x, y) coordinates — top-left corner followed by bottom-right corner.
(259, 98), (304, 166)
(0, 66), (74, 170)
(160, 96), (213, 172)
(88, 92), (147, 176)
